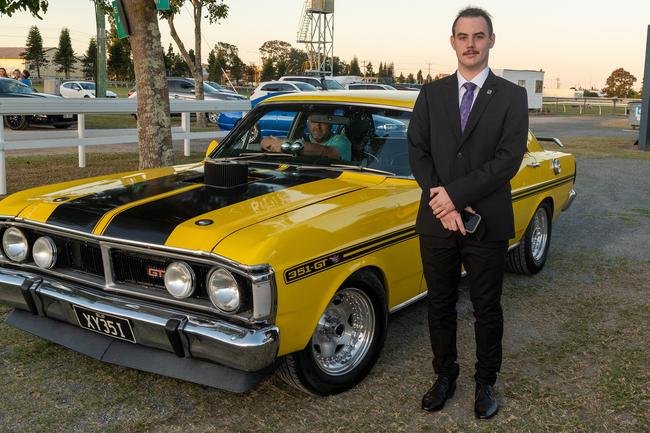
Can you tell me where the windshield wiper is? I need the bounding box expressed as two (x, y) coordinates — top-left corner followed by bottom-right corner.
(330, 164), (396, 176)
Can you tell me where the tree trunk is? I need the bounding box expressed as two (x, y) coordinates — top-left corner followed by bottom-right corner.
(123, 0), (173, 169)
(193, 1), (206, 128)
(167, 5), (206, 128)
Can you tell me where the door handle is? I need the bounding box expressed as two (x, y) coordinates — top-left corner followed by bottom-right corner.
(527, 162), (541, 168)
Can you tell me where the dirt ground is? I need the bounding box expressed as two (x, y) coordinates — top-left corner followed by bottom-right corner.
(0, 153), (648, 433)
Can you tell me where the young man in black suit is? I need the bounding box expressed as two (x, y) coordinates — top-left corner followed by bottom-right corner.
(407, 7), (528, 418)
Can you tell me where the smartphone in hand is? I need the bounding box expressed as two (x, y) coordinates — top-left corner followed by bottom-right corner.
(461, 210), (481, 234)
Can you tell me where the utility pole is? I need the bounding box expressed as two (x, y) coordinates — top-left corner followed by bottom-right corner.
(639, 25), (649, 151)
(95, 2), (107, 98)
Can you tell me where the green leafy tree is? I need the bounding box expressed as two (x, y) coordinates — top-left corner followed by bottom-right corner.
(416, 70), (424, 84)
(53, 27), (76, 79)
(397, 72), (405, 83)
(386, 62), (394, 81)
(21, 25), (48, 78)
(602, 68), (637, 98)
(425, 73), (433, 84)
(287, 48), (308, 74)
(81, 37), (97, 81)
(366, 61), (374, 77)
(378, 62), (384, 78)
(107, 26), (133, 81)
(260, 58), (275, 81)
(161, 0), (229, 128)
(349, 56), (361, 76)
(0, 0), (48, 17)
(332, 56), (347, 76)
(407, 73), (415, 84)
(207, 49), (221, 81)
(259, 40), (292, 67)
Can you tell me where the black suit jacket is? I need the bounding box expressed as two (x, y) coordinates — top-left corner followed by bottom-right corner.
(407, 71), (529, 241)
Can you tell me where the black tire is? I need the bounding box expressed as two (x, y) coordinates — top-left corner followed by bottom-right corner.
(506, 201), (552, 275)
(278, 270), (388, 395)
(5, 115), (29, 130)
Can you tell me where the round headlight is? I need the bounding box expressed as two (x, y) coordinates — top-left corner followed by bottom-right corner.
(164, 262), (195, 299)
(2, 227), (29, 262)
(207, 268), (240, 312)
(32, 236), (57, 269)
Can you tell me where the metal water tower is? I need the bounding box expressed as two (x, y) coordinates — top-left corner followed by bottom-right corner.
(297, 0), (334, 75)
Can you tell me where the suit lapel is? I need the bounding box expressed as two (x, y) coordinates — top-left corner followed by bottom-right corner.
(443, 75), (461, 146)
(459, 71), (498, 149)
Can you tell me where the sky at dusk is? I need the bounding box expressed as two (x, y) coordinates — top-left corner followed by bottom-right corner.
(0, 0), (648, 90)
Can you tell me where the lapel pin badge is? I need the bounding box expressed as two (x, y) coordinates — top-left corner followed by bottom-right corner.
(486, 89), (493, 95)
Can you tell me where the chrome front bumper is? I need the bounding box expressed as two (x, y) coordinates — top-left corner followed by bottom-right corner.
(0, 267), (279, 392)
(562, 189), (577, 211)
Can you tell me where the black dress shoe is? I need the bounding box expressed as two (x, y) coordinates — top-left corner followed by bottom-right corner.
(421, 376), (456, 412)
(474, 382), (499, 419)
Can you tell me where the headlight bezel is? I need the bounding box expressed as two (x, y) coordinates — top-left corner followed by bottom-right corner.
(32, 236), (58, 269)
(207, 267), (242, 313)
(2, 227), (30, 263)
(164, 261), (196, 299)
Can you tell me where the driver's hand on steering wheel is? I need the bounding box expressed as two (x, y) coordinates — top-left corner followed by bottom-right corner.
(261, 136), (283, 153)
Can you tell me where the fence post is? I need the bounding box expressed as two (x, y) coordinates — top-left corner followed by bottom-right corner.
(77, 113), (86, 168)
(182, 112), (191, 156)
(0, 116), (5, 195)
(613, 99), (617, 115)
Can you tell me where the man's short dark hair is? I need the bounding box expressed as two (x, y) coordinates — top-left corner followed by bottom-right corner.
(452, 7), (493, 36)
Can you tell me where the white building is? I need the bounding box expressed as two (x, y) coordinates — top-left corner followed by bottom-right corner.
(492, 69), (544, 110)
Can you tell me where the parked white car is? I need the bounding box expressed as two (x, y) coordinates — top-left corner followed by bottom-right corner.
(346, 83), (397, 90)
(60, 81), (118, 98)
(249, 81), (317, 101)
(278, 75), (344, 90)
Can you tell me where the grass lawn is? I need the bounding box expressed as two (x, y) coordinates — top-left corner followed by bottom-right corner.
(0, 137), (648, 433)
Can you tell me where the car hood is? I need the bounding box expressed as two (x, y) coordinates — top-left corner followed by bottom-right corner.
(2, 162), (381, 253)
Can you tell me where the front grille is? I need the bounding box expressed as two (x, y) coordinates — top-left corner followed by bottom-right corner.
(111, 250), (210, 298)
(62, 241), (104, 276)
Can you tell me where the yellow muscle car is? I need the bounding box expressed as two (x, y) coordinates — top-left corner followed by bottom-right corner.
(0, 91), (575, 395)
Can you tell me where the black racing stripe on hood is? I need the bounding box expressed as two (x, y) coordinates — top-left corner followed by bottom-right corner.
(102, 169), (342, 245)
(46, 171), (201, 233)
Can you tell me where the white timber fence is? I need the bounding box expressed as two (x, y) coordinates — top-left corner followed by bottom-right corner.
(0, 98), (251, 195)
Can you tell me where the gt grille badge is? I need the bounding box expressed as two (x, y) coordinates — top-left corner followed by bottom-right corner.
(147, 268), (166, 278)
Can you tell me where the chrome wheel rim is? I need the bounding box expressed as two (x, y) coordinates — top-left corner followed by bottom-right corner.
(530, 207), (548, 264)
(311, 288), (375, 376)
(249, 125), (260, 142)
(207, 112), (219, 123)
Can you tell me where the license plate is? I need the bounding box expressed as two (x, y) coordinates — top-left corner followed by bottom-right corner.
(73, 305), (136, 343)
(63, 114), (73, 119)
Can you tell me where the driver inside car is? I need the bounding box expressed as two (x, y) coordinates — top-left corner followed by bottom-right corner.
(260, 113), (351, 160)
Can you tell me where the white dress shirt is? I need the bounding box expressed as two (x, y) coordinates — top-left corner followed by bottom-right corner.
(457, 67), (490, 109)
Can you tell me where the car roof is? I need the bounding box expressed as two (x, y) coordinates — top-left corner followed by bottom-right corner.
(259, 90), (418, 109)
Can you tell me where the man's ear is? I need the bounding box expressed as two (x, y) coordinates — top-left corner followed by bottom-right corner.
(489, 33), (495, 48)
(450, 35), (455, 49)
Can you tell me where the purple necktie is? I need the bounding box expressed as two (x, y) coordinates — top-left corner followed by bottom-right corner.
(460, 82), (477, 133)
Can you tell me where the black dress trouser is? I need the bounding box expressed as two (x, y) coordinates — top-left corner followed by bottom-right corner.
(419, 233), (508, 385)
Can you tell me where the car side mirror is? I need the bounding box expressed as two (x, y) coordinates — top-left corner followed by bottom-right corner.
(205, 140), (220, 159)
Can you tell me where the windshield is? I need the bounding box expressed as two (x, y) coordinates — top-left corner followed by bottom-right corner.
(80, 82), (95, 90)
(324, 79), (344, 90)
(294, 82), (318, 91)
(212, 103), (413, 177)
(0, 79), (35, 94)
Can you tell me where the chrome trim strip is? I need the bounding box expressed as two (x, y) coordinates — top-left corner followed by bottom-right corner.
(389, 292), (427, 314)
(508, 242), (520, 252)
